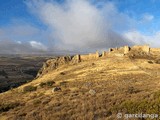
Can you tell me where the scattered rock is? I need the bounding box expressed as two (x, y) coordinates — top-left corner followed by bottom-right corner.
(89, 89), (96, 95)
(84, 82), (92, 88)
(52, 87), (61, 93)
(42, 99), (50, 104)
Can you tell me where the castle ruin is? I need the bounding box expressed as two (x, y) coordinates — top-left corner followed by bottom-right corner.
(37, 45), (160, 78)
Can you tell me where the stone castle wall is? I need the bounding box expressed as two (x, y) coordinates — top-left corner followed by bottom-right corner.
(102, 51), (107, 57)
(37, 45), (160, 78)
(124, 46), (130, 54)
(132, 45), (150, 53)
(150, 48), (160, 52)
(80, 51), (99, 61)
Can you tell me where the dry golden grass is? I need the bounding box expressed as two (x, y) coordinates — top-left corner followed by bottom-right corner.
(0, 56), (160, 120)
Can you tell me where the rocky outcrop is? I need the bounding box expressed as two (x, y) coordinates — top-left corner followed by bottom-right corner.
(36, 52), (100, 78)
(37, 56), (72, 77)
(71, 55), (81, 64)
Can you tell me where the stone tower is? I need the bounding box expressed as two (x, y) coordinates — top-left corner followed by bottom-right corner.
(124, 46), (130, 54)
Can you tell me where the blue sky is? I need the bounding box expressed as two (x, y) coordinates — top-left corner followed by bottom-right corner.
(0, 0), (160, 54)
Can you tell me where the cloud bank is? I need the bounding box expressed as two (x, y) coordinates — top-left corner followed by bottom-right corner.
(26, 0), (134, 53)
(124, 30), (160, 48)
(0, 40), (47, 54)
(0, 22), (48, 54)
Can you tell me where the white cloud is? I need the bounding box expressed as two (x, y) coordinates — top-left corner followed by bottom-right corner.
(123, 30), (160, 47)
(30, 41), (47, 51)
(0, 21), (49, 54)
(141, 13), (154, 23)
(26, 0), (133, 52)
(17, 41), (22, 44)
(0, 40), (47, 54)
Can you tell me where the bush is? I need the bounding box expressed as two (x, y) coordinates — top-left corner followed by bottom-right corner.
(155, 59), (160, 64)
(126, 86), (140, 94)
(0, 102), (20, 113)
(60, 72), (65, 75)
(39, 81), (55, 88)
(33, 99), (41, 105)
(112, 91), (160, 114)
(148, 60), (154, 64)
(60, 81), (68, 86)
(39, 82), (46, 87)
(46, 81), (55, 86)
(23, 85), (37, 92)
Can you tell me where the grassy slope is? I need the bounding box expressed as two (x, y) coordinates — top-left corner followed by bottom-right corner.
(0, 56), (160, 120)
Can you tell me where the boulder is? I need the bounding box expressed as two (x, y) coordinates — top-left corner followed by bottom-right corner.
(52, 87), (61, 92)
(89, 89), (96, 95)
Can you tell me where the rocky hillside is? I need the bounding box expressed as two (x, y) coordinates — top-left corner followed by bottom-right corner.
(0, 45), (160, 120)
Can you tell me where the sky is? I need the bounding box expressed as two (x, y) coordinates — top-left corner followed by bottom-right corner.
(0, 0), (160, 54)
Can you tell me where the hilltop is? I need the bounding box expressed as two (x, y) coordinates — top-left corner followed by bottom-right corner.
(0, 45), (160, 120)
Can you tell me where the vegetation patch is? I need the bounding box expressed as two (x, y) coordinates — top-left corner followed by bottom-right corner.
(155, 59), (160, 64)
(23, 85), (37, 92)
(39, 81), (55, 88)
(148, 60), (154, 64)
(112, 91), (160, 114)
(0, 102), (20, 113)
(126, 86), (140, 94)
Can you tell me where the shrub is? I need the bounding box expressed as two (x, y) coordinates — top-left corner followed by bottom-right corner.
(39, 81), (55, 88)
(23, 85), (37, 92)
(60, 81), (67, 86)
(46, 81), (55, 86)
(60, 72), (65, 75)
(33, 99), (41, 105)
(0, 102), (20, 113)
(39, 82), (46, 87)
(155, 59), (160, 64)
(148, 60), (154, 64)
(126, 86), (140, 94)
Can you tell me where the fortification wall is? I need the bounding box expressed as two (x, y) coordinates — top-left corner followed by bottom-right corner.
(150, 48), (160, 55)
(37, 45), (160, 78)
(132, 45), (150, 53)
(71, 55), (80, 63)
(89, 51), (99, 59)
(80, 54), (90, 61)
(150, 48), (160, 52)
(124, 46), (130, 54)
(102, 51), (107, 57)
(80, 52), (99, 61)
